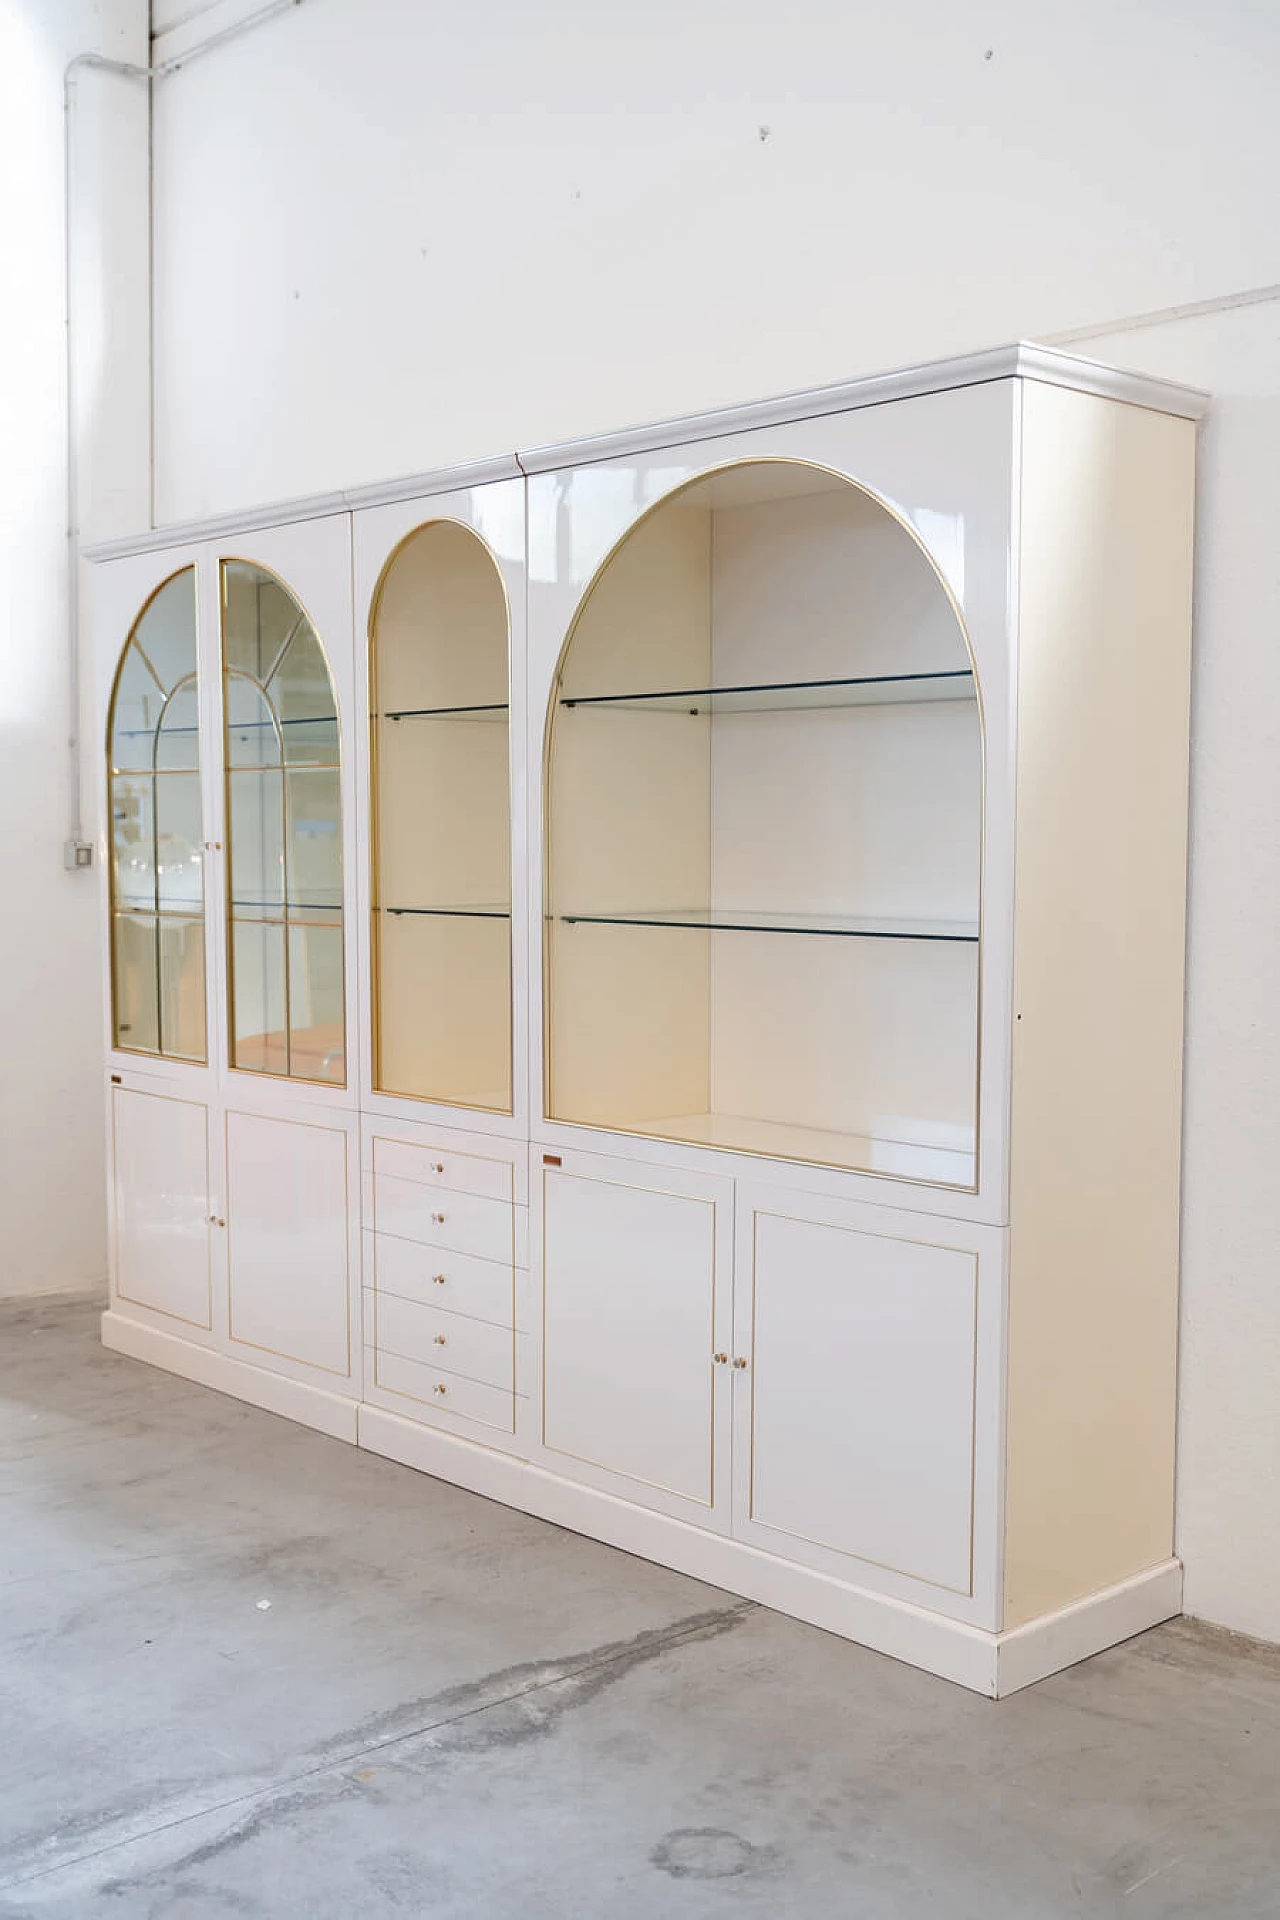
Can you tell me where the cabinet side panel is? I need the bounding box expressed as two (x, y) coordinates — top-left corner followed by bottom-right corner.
(1004, 387), (1195, 1628)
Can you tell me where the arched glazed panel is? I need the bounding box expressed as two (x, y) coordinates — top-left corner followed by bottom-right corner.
(107, 567), (206, 1061)
(369, 520), (512, 1113)
(544, 460), (983, 1187)
(221, 561), (344, 1085)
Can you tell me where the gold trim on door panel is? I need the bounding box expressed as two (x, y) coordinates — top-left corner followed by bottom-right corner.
(223, 1106), (353, 1378)
(110, 1083), (214, 1331)
(539, 1164), (719, 1509)
(747, 1206), (979, 1596)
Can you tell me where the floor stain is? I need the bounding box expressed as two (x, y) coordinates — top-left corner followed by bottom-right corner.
(650, 1826), (779, 1880)
(20, 1602), (754, 1901)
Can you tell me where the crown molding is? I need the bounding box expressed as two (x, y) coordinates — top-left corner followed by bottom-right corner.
(82, 344), (1209, 562)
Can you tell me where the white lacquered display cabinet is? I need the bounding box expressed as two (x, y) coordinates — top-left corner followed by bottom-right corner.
(89, 346), (1206, 1694)
(95, 517), (366, 1438)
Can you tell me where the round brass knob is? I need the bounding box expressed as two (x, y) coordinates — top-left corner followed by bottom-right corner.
(434, 1333), (447, 1346)
(433, 1383), (448, 1396)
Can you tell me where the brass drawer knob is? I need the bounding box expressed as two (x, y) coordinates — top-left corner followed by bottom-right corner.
(712, 1352), (729, 1365)
(433, 1162), (445, 1173)
(432, 1212), (446, 1224)
(433, 1383), (448, 1396)
(434, 1333), (447, 1346)
(732, 1357), (749, 1370)
(432, 1274), (447, 1286)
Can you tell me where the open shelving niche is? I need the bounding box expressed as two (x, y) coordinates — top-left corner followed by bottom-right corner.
(369, 519), (514, 1113)
(544, 460), (983, 1186)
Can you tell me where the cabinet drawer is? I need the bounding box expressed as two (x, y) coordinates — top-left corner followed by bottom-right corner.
(370, 1290), (513, 1390)
(372, 1346), (515, 1433)
(374, 1172), (513, 1264)
(371, 1231), (514, 1326)
(372, 1135), (513, 1204)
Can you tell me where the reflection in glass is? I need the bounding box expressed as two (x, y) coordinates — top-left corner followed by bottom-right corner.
(369, 520), (512, 1112)
(222, 561), (344, 1085)
(107, 568), (206, 1061)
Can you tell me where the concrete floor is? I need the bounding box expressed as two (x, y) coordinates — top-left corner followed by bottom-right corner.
(2, 1298), (1278, 1920)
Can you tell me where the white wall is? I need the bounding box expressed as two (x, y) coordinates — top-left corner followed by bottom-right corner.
(0, 0), (148, 1298)
(150, 0), (1280, 519)
(78, 0), (1280, 1635)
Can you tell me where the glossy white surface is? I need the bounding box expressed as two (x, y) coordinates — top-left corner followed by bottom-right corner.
(225, 1107), (352, 1376)
(111, 1083), (212, 1329)
(372, 1133), (512, 1204)
(371, 1289), (513, 1391)
(370, 1346), (515, 1433)
(746, 1210), (977, 1594)
(370, 1231), (515, 1327)
(91, 359), (1197, 1684)
(541, 1160), (724, 1509)
(372, 1174), (514, 1268)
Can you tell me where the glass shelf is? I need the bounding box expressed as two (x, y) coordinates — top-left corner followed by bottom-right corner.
(380, 703), (509, 722)
(559, 671), (974, 715)
(637, 1111), (976, 1187)
(381, 904), (511, 919)
(557, 908), (978, 942)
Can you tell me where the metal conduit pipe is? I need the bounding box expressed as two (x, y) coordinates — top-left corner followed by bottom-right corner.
(62, 0), (308, 869)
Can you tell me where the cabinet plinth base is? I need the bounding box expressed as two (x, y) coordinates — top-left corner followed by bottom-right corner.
(101, 1310), (359, 1443)
(355, 1402), (1183, 1698)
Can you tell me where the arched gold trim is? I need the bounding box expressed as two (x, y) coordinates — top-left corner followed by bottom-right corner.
(365, 517), (515, 1116)
(218, 556), (346, 1090)
(105, 564), (197, 759)
(105, 564), (204, 1064)
(540, 455), (986, 1193)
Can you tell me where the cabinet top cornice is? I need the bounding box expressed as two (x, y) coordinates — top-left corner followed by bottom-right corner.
(83, 344), (1210, 564)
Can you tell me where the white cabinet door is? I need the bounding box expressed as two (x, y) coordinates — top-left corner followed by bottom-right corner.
(735, 1186), (1000, 1605)
(111, 1081), (213, 1331)
(225, 1106), (356, 1379)
(538, 1149), (734, 1526)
